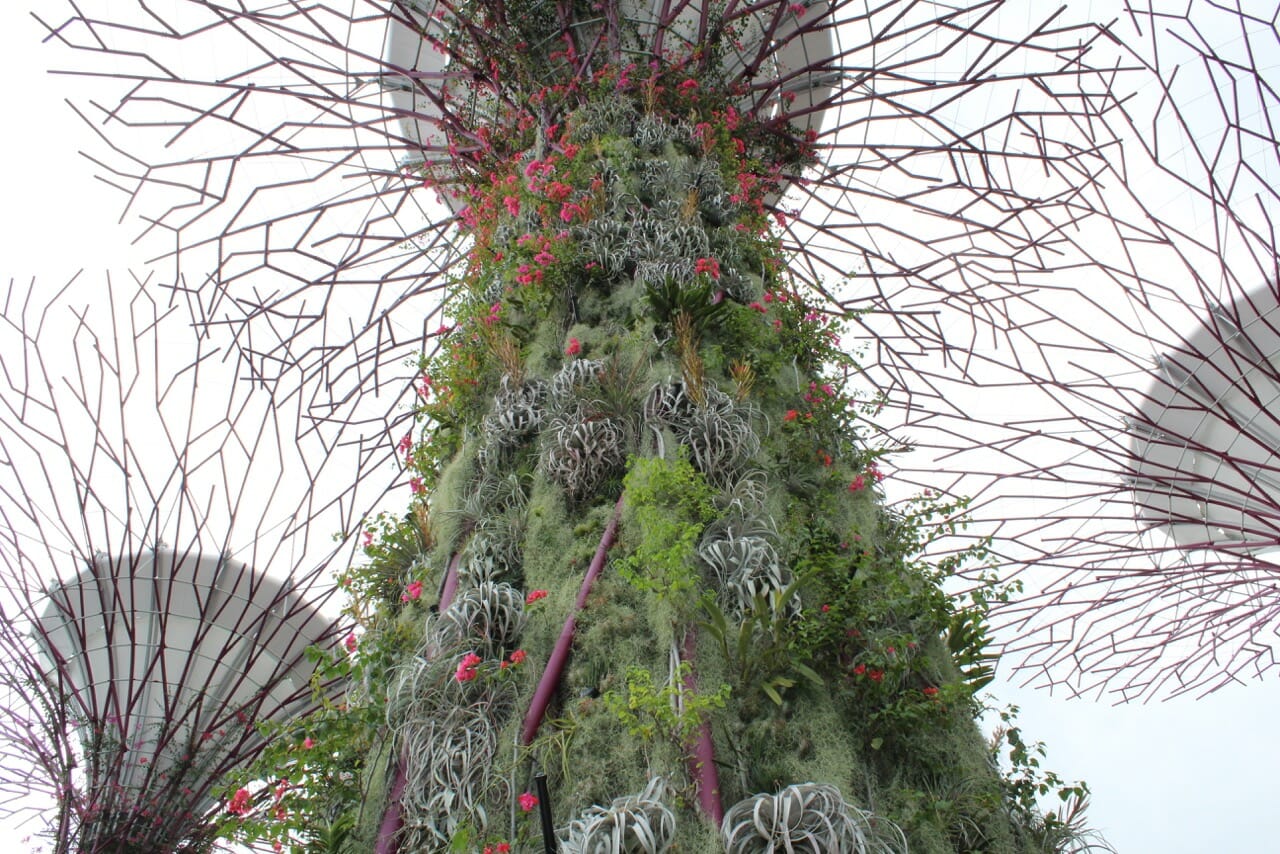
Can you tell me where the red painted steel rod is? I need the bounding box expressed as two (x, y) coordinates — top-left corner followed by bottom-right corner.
(681, 625), (724, 824)
(520, 495), (625, 745)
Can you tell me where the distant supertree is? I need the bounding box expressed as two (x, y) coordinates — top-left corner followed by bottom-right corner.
(0, 276), (376, 851)
(27, 0), (1273, 851)
(854, 5), (1280, 703)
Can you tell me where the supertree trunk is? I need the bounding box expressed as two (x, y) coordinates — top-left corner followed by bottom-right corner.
(353, 42), (1042, 854)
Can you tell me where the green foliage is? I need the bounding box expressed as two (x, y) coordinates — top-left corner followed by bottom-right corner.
(946, 608), (998, 693)
(993, 705), (1089, 817)
(989, 704), (1115, 852)
(602, 664), (730, 743)
(617, 454), (718, 612)
(217, 645), (381, 853)
(645, 277), (728, 330)
(342, 510), (430, 612)
(700, 588), (822, 707)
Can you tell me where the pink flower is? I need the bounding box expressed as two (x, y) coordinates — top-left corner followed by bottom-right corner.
(302, 737), (314, 749)
(402, 580), (424, 602)
(455, 652), (483, 682)
(869, 669), (884, 683)
(362, 529), (374, 547)
(848, 475), (866, 492)
(397, 433), (412, 455)
(694, 257), (721, 280)
(545, 181), (573, 201)
(559, 201), (583, 222)
(820, 604), (831, 613)
(526, 589), (548, 604)
(509, 649), (527, 665)
(345, 633), (358, 653)
(565, 338), (581, 356)
(503, 195), (520, 216)
(227, 787), (252, 816)
(410, 476), (426, 495)
(678, 78), (698, 93)
(497, 844), (512, 854)
(783, 409), (798, 422)
(749, 301), (766, 313)
(519, 791), (539, 812)
(852, 663), (866, 676)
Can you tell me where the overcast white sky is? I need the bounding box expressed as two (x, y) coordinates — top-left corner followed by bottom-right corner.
(3, 3), (1279, 852)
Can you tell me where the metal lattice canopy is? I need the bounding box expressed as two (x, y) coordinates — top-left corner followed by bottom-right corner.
(28, 0), (1280, 715)
(0, 275), (380, 848)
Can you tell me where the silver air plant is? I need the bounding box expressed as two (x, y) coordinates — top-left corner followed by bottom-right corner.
(720, 783), (906, 854)
(561, 777), (678, 854)
(698, 523), (794, 618)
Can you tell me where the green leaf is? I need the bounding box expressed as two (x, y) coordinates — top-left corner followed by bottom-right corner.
(792, 662), (823, 687)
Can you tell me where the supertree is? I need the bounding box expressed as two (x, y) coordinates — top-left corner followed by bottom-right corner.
(0, 275), (381, 851)
(852, 4), (1280, 705)
(22, 0), (1260, 851)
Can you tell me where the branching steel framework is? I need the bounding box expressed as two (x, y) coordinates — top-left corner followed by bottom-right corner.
(0, 275), (379, 850)
(24, 0), (1280, 776)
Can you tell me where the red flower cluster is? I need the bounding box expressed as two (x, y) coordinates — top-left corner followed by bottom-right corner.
(226, 787), (251, 816)
(455, 652), (483, 682)
(851, 663), (884, 682)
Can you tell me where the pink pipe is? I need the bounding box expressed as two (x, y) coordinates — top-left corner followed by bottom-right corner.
(436, 550), (463, 611)
(681, 626), (724, 824)
(521, 495), (625, 745)
(375, 551), (463, 854)
(374, 769), (409, 854)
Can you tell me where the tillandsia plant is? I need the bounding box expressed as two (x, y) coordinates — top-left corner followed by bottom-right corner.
(213, 8), (1099, 852)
